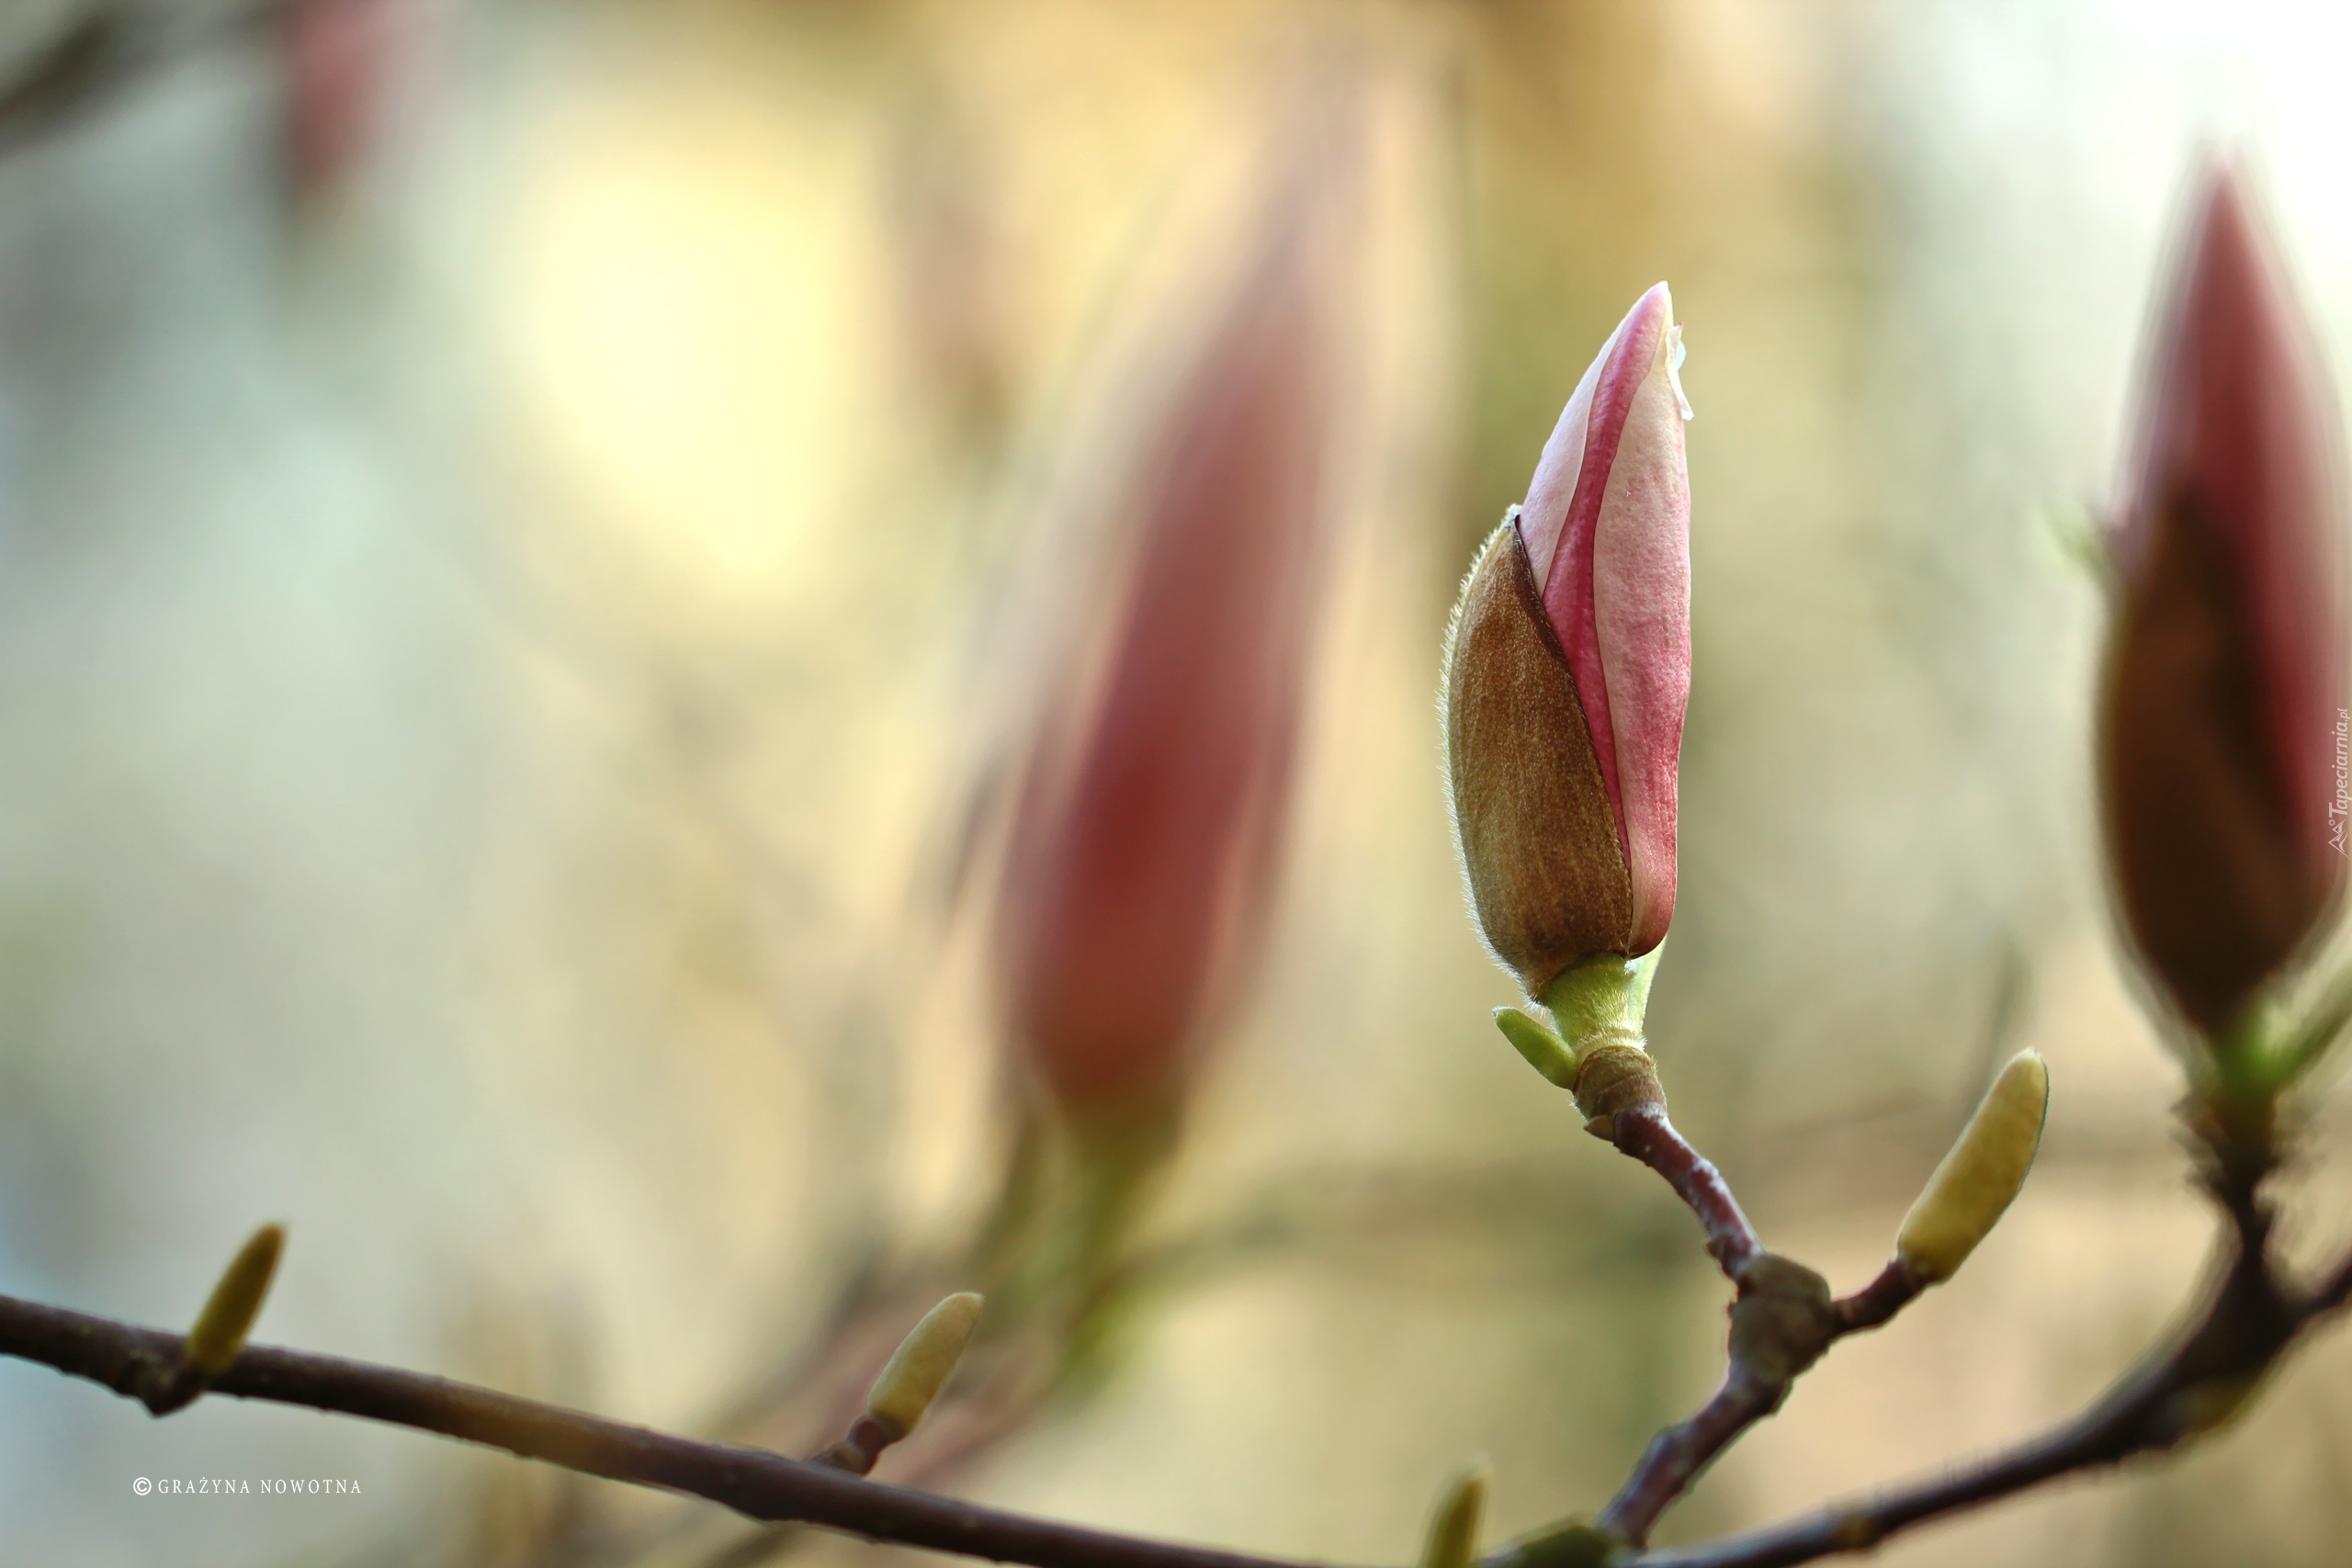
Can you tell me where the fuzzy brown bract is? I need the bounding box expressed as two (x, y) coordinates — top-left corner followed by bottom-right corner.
(1442, 516), (1634, 998)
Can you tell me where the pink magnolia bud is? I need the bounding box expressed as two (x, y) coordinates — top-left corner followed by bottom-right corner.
(2100, 164), (2349, 1035)
(1444, 284), (1693, 999)
(281, 0), (408, 206)
(995, 210), (1334, 1122)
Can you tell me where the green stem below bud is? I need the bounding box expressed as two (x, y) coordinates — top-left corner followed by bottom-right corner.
(1539, 946), (1664, 1056)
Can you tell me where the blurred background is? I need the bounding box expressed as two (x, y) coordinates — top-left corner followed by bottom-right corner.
(1, 2), (2350, 1564)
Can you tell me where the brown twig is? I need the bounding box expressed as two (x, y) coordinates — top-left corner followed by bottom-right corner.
(1593, 1365), (1785, 1543)
(1, 1221), (2347, 1568)
(1586, 1257), (1928, 1546)
(1580, 1106), (1924, 1546)
(1537, 1126), (2336, 1568)
(1829, 1258), (1925, 1334)
(1623, 1207), (2348, 1568)
(0, 1097), (2346, 1568)
(1607, 1104), (1763, 1279)
(0, 1291), (1340, 1568)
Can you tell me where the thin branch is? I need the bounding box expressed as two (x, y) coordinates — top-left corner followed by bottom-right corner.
(1559, 1100), (2312, 1559)
(1593, 1367), (1783, 1541)
(1623, 1385), (2152, 1568)
(1611, 1165), (2325, 1568)
(2310, 1245), (2352, 1318)
(0, 1128), (2343, 1568)
(0, 1292), (1341, 1568)
(1577, 1104), (1932, 1548)
(1619, 1305), (2216, 1568)
(1589, 1256), (1928, 1545)
(1609, 1104), (1763, 1278)
(1829, 1258), (1924, 1335)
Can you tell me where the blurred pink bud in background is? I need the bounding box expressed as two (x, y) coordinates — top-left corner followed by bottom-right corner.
(281, 0), (411, 206)
(994, 157), (1343, 1123)
(2100, 162), (2350, 1034)
(1445, 285), (1692, 996)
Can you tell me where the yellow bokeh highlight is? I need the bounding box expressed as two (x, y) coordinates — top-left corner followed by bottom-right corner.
(494, 76), (884, 623)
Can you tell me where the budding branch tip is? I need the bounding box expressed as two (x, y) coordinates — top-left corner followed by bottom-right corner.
(1495, 1007), (1578, 1089)
(1419, 1459), (1489, 1568)
(185, 1224), (286, 1380)
(862, 1292), (986, 1448)
(1895, 1051), (2049, 1283)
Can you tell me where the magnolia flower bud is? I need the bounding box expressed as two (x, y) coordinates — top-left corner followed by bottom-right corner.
(281, 0), (410, 207)
(1444, 285), (1693, 999)
(1895, 1052), (2048, 1284)
(2101, 164), (2349, 1036)
(998, 175), (1337, 1122)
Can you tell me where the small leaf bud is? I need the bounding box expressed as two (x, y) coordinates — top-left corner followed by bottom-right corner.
(1895, 1052), (2050, 1283)
(1495, 1006), (1577, 1088)
(1419, 1459), (1490, 1568)
(186, 1224), (286, 1378)
(864, 1292), (985, 1441)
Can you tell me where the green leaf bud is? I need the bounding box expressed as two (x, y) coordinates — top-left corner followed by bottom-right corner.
(186, 1224), (285, 1378)
(1419, 1458), (1490, 1568)
(1495, 1007), (1577, 1088)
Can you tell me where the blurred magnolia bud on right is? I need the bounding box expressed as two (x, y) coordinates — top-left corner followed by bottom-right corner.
(2100, 162), (2350, 1039)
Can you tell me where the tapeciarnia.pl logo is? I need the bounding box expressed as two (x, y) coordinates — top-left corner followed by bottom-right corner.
(2332, 708), (2349, 857)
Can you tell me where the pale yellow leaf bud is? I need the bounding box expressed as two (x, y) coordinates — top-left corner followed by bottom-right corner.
(864, 1292), (985, 1440)
(1896, 1052), (2050, 1282)
(186, 1224), (286, 1378)
(1419, 1458), (1490, 1568)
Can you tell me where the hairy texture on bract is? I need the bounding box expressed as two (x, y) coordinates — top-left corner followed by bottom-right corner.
(1442, 518), (1633, 997)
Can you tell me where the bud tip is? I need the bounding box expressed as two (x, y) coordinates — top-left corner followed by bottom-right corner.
(1495, 1007), (1578, 1089)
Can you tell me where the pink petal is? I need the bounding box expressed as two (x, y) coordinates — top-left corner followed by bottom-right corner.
(1534, 284), (1679, 864)
(1517, 327), (1615, 585)
(284, 0), (408, 203)
(1590, 333), (1692, 953)
(1000, 207), (1334, 1116)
